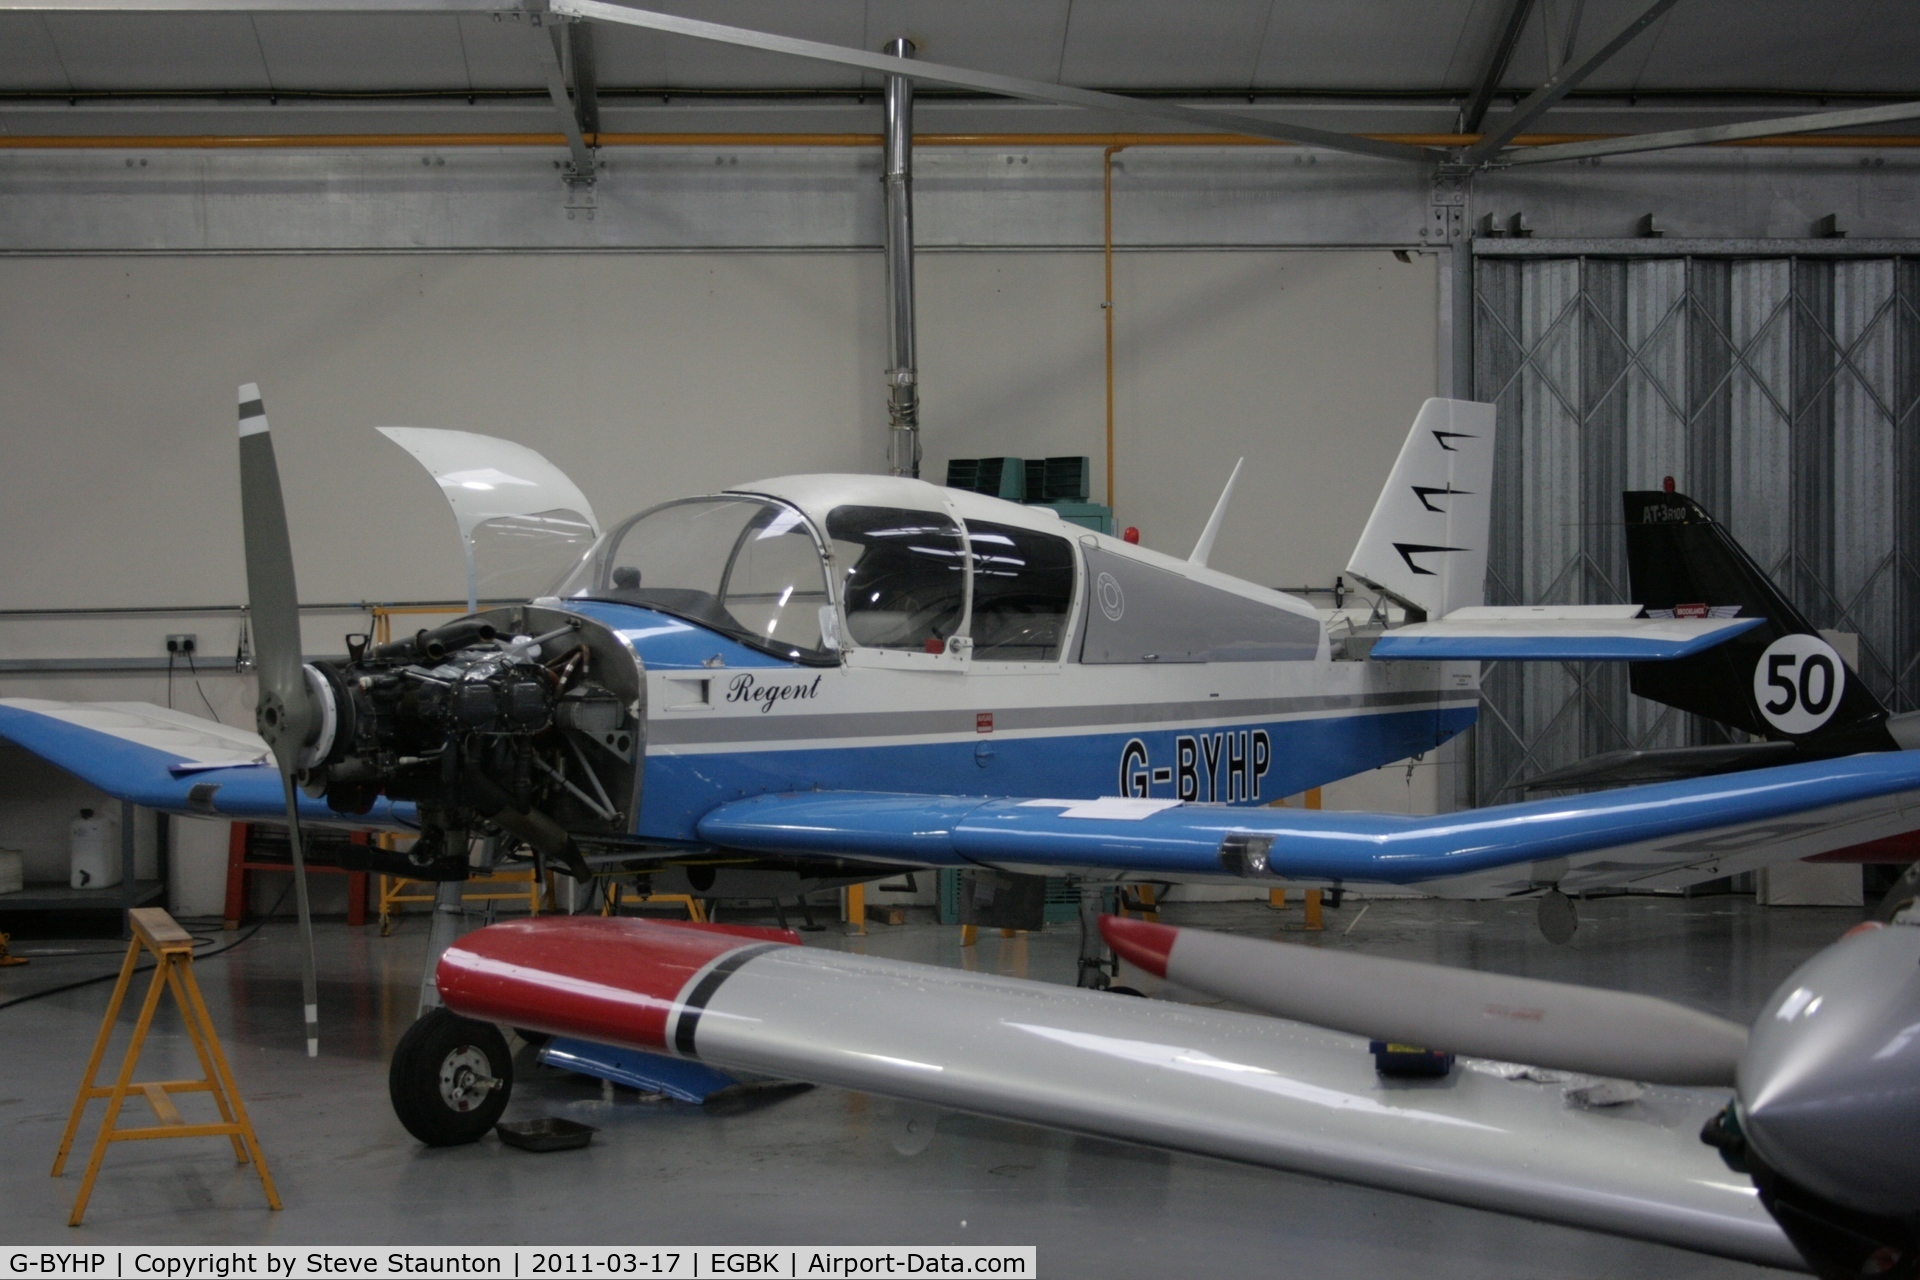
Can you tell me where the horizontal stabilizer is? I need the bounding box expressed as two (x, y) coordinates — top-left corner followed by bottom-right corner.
(1369, 605), (1761, 661)
(1522, 740), (1798, 790)
(0, 698), (410, 828)
(1100, 916), (1747, 1086)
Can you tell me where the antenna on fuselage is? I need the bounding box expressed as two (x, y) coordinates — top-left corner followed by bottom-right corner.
(1188, 457), (1245, 568)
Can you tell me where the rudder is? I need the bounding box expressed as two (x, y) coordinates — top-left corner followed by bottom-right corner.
(1624, 489), (1894, 754)
(1345, 399), (1496, 621)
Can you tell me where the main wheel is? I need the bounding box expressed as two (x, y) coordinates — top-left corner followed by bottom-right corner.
(389, 1007), (513, 1146)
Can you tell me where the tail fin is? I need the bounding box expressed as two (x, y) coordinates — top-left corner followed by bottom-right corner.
(1624, 490), (1894, 753)
(1346, 399), (1496, 621)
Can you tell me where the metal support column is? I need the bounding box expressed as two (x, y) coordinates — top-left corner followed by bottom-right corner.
(881, 37), (920, 478)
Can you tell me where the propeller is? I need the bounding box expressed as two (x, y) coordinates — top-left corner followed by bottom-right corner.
(1100, 915), (1746, 1086)
(236, 384), (323, 1058)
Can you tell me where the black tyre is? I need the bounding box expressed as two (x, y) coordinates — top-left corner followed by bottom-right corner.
(389, 1008), (513, 1146)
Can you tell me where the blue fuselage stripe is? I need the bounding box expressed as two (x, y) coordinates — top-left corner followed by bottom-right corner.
(640, 706), (1477, 843)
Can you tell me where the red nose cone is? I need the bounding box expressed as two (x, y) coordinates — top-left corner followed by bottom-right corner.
(1099, 914), (1176, 979)
(1122, 526), (1141, 545)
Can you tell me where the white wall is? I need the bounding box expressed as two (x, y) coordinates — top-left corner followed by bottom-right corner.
(1111, 251), (1437, 585)
(0, 249), (1433, 616)
(0, 248), (1439, 897)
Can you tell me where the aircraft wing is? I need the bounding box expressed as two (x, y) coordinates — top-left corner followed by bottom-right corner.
(1368, 606), (1762, 661)
(696, 751), (1920, 896)
(0, 698), (413, 828)
(438, 916), (1802, 1271)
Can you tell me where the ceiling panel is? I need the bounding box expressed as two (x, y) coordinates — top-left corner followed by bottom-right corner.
(1058, 0), (1272, 89)
(1495, 0), (1653, 90)
(453, 12), (558, 92)
(860, 0), (1073, 85)
(1624, 0), (1911, 92)
(587, 0), (873, 90)
(1432, 0), (1510, 90)
(0, 15), (72, 92)
(0, 1), (1914, 105)
(251, 14), (474, 91)
(37, 11), (271, 91)
(1493, 0), (1920, 94)
(1252, 0), (1486, 89)
(1822, 0), (1920, 93)
(573, 17), (672, 90)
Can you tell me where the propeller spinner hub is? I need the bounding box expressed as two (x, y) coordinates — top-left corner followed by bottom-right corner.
(256, 690), (288, 747)
(1739, 921), (1920, 1218)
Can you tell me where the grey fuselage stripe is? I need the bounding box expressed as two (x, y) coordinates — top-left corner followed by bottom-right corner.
(648, 688), (1469, 746)
(674, 942), (785, 1057)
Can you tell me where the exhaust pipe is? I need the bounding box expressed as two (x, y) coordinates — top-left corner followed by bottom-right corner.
(882, 37), (920, 478)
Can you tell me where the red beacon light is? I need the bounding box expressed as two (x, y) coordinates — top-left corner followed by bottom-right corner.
(1663, 476), (1676, 493)
(1122, 527), (1140, 545)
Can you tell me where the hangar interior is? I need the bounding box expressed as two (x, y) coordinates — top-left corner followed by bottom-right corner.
(1, 1), (1917, 1275)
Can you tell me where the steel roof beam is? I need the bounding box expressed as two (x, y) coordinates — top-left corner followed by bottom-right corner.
(529, 12), (593, 180)
(567, 19), (599, 136)
(1505, 99), (1920, 165)
(1462, 0), (1684, 165)
(1462, 0), (1537, 134)
(547, 0), (1432, 164)
(0, 0), (519, 8)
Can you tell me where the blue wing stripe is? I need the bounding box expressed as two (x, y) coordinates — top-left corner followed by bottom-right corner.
(696, 750), (1920, 882)
(0, 703), (411, 828)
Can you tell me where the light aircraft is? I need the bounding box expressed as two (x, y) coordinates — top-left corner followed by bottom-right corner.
(423, 903), (1920, 1279)
(5, 386), (1920, 1053)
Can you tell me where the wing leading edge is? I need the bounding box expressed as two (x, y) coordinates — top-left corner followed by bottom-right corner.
(696, 751), (1920, 894)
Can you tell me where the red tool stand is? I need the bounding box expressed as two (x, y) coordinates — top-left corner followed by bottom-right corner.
(222, 823), (370, 929)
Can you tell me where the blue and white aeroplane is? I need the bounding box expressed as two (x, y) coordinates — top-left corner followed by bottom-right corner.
(5, 387), (1919, 1045)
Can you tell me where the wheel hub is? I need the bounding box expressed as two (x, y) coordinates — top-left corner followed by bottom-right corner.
(437, 1045), (497, 1112)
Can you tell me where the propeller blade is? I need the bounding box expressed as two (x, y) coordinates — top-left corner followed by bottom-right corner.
(1101, 916), (1746, 1086)
(237, 384), (321, 1058)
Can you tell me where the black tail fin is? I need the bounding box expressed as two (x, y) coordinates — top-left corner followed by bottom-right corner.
(1624, 490), (1894, 756)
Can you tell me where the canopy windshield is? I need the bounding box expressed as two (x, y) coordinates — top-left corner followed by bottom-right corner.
(549, 497), (834, 664)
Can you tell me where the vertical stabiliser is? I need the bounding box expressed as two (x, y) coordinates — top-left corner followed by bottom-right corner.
(1624, 491), (1895, 756)
(1346, 399), (1496, 621)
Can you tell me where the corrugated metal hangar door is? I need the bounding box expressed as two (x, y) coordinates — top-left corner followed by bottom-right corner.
(1469, 250), (1920, 805)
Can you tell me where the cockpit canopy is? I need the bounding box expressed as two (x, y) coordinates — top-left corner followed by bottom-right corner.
(550, 497), (836, 662)
(548, 495), (1078, 664)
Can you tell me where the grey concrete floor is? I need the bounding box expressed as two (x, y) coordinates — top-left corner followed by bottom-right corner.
(0, 893), (1859, 1275)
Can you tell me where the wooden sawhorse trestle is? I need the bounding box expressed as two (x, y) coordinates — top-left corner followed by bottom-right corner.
(52, 907), (280, 1226)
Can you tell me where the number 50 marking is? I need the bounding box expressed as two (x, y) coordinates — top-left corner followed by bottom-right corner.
(1752, 634), (1847, 735)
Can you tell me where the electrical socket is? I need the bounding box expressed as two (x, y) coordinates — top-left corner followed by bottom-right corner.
(165, 634), (197, 655)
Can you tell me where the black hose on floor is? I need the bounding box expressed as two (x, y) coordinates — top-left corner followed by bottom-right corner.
(0, 882), (293, 1012)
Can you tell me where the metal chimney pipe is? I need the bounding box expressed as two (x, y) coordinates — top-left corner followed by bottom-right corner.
(881, 37), (920, 478)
